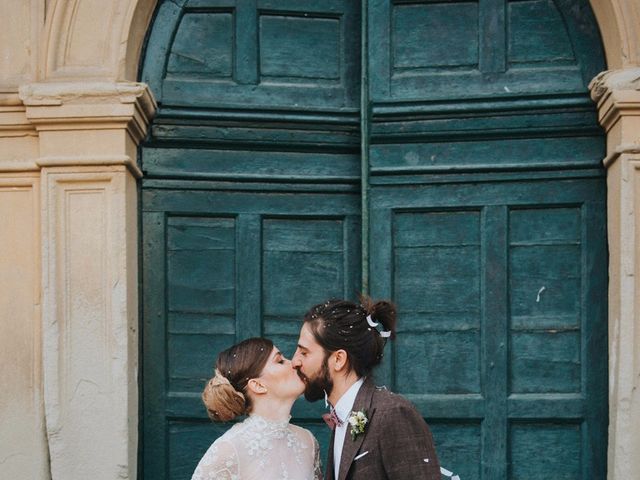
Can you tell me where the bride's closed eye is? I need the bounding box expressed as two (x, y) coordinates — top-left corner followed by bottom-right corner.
(273, 351), (288, 364)
(277, 355), (291, 365)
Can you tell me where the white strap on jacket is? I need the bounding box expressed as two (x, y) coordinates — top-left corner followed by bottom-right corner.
(439, 466), (461, 480)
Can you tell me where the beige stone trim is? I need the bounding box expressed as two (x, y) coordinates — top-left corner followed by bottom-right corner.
(0, 105), (39, 171)
(36, 155), (140, 176)
(20, 81), (156, 144)
(602, 143), (640, 168)
(14, 81), (157, 178)
(0, 105), (37, 137)
(605, 154), (640, 480)
(41, 166), (139, 480)
(590, 68), (640, 140)
(590, 68), (640, 480)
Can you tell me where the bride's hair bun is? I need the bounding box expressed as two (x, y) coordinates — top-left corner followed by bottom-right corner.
(202, 337), (273, 422)
(202, 369), (247, 422)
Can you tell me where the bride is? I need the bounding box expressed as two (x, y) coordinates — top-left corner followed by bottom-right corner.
(191, 337), (322, 480)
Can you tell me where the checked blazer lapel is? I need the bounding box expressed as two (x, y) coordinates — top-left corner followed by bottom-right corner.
(337, 379), (376, 480)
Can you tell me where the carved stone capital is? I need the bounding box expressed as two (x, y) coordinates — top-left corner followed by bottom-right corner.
(589, 68), (640, 133)
(590, 68), (640, 101)
(16, 81), (157, 177)
(19, 81), (156, 143)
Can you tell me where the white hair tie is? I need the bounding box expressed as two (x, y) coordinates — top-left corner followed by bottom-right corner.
(367, 314), (392, 338)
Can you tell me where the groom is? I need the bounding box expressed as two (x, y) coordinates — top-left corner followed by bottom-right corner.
(292, 297), (441, 480)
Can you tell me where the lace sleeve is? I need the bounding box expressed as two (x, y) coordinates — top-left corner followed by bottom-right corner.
(312, 435), (323, 480)
(191, 439), (239, 480)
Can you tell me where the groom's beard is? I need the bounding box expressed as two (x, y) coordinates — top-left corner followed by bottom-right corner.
(298, 360), (333, 402)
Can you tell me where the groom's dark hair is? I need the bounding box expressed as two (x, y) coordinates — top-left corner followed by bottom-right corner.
(302, 295), (397, 378)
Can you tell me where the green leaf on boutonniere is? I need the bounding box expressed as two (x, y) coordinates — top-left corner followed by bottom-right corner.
(348, 409), (368, 441)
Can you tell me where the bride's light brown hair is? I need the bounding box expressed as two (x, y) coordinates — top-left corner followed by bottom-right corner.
(202, 337), (273, 422)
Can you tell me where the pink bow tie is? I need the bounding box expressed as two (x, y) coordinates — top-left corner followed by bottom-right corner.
(322, 409), (344, 430)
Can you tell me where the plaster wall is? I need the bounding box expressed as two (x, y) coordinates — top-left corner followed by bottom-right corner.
(0, 2), (47, 477)
(0, 0), (42, 102)
(0, 0), (639, 479)
(0, 173), (47, 479)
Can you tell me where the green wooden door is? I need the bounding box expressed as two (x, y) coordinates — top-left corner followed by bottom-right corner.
(140, 1), (607, 478)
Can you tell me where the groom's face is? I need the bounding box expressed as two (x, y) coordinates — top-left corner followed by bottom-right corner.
(292, 323), (334, 402)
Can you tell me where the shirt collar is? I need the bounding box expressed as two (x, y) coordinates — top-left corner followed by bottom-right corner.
(333, 377), (364, 423)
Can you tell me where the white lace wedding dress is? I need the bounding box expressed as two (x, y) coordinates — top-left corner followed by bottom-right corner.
(191, 414), (323, 480)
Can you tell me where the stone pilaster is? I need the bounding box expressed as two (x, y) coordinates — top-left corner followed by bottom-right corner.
(18, 81), (156, 480)
(590, 68), (640, 480)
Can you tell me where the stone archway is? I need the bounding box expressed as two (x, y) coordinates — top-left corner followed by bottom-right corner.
(590, 0), (640, 68)
(42, 0), (156, 82)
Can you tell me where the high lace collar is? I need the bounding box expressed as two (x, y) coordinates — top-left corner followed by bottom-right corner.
(246, 413), (292, 436)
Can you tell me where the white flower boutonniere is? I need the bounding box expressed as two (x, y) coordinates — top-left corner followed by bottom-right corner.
(348, 409), (369, 441)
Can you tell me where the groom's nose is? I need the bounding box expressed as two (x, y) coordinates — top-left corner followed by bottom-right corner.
(291, 352), (301, 369)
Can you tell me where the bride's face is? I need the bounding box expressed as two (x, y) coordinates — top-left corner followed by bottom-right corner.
(258, 347), (305, 400)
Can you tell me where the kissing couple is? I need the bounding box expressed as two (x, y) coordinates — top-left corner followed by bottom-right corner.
(191, 296), (442, 480)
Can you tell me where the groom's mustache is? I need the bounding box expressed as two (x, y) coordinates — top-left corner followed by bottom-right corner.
(295, 368), (308, 383)
(295, 364), (333, 403)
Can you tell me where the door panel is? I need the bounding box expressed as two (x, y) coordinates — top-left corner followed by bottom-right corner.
(369, 0), (603, 101)
(144, 0), (360, 110)
(368, 178), (607, 479)
(364, 1), (607, 474)
(393, 209), (483, 396)
(142, 188), (360, 477)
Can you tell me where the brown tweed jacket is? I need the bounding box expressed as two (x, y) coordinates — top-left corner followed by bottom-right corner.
(324, 378), (441, 480)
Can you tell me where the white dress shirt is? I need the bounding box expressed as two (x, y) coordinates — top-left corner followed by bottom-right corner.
(332, 378), (364, 479)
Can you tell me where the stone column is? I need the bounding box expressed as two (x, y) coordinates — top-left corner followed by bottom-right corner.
(19, 81), (156, 480)
(590, 68), (640, 480)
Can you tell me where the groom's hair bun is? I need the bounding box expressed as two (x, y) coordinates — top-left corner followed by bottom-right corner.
(303, 295), (397, 377)
(202, 337), (273, 422)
